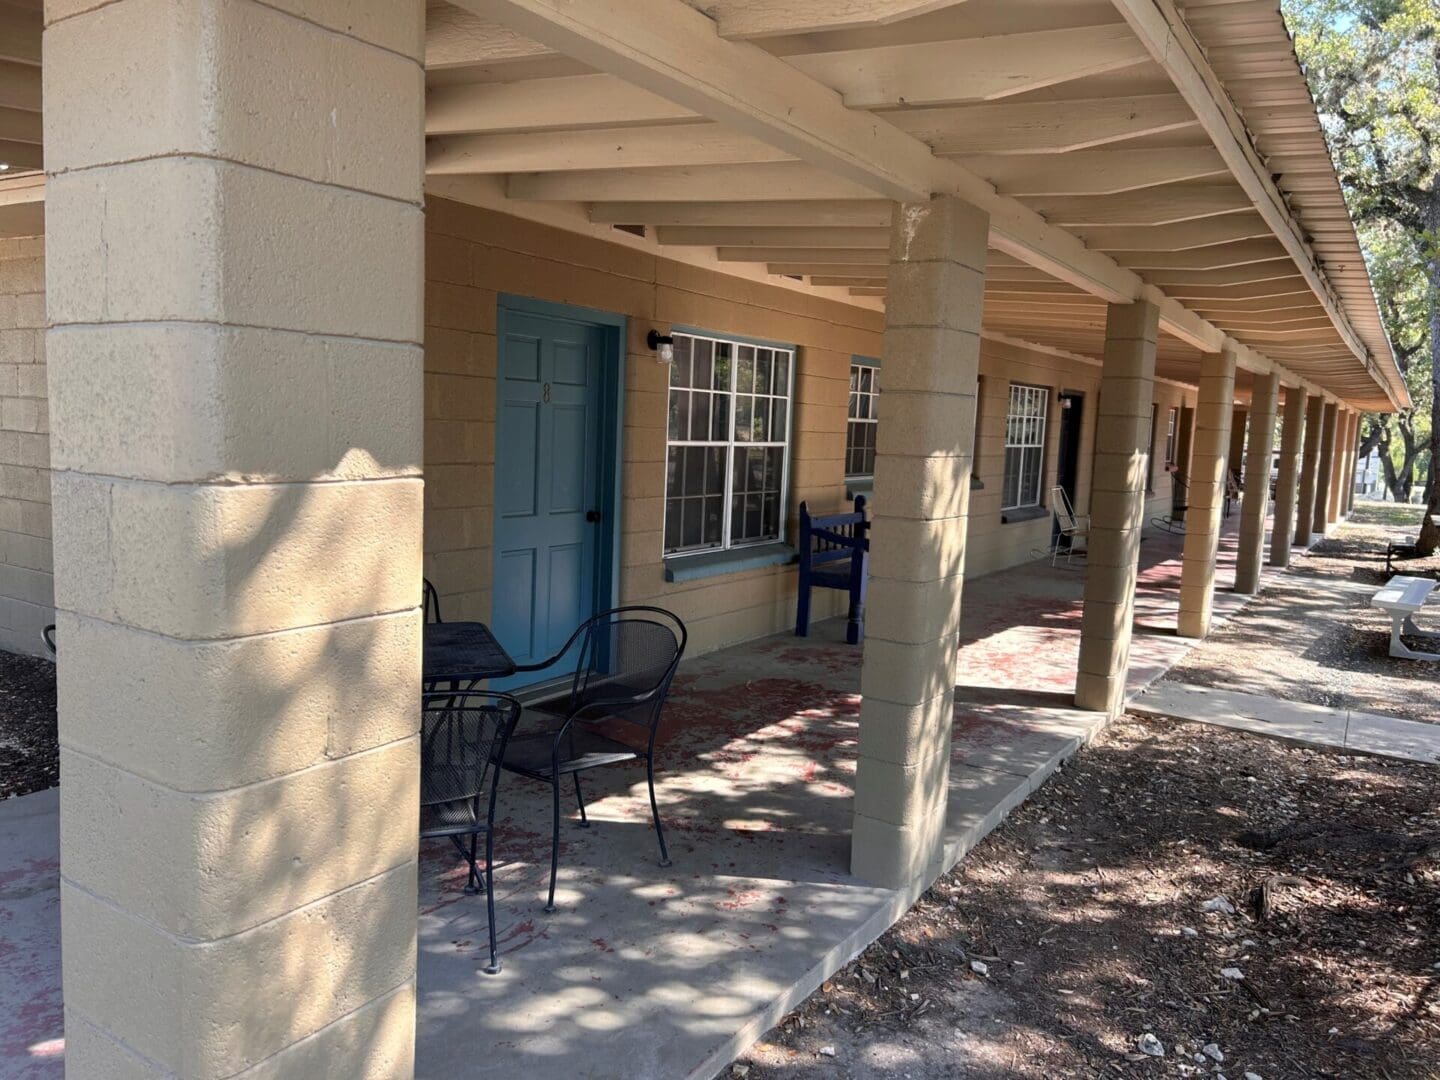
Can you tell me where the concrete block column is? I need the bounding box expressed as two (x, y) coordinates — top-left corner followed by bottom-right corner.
(1269, 386), (1306, 567)
(1326, 409), (1346, 524)
(1294, 395), (1325, 546)
(1344, 413), (1362, 514)
(44, 2), (426, 1076)
(1177, 347), (1237, 638)
(1333, 410), (1357, 520)
(1074, 300), (1159, 715)
(851, 196), (987, 889)
(1227, 406), (1248, 485)
(1234, 371), (1279, 594)
(1313, 402), (1339, 536)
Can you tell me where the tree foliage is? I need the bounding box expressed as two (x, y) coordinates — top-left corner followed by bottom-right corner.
(1285, 0), (1440, 544)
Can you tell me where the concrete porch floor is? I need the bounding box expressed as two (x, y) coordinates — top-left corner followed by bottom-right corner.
(0, 514), (1286, 1080)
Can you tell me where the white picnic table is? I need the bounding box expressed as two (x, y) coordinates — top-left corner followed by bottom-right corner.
(1371, 575), (1439, 662)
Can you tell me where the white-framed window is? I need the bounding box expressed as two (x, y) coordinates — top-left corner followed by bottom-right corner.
(1002, 383), (1049, 510)
(664, 331), (794, 556)
(1147, 404), (1159, 492)
(1165, 407), (1179, 465)
(846, 359), (880, 478)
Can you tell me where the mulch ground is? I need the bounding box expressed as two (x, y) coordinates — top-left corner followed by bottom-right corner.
(737, 715), (1440, 1080)
(0, 648), (56, 800)
(1165, 501), (1440, 724)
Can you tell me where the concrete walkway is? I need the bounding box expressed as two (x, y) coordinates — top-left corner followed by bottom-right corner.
(1134, 681), (1440, 764)
(0, 513), (1296, 1080)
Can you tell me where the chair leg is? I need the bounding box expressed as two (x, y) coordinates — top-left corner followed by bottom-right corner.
(482, 828), (502, 975)
(795, 584), (811, 637)
(544, 774), (562, 913)
(573, 773), (590, 827)
(646, 754), (671, 868)
(456, 830), (483, 896)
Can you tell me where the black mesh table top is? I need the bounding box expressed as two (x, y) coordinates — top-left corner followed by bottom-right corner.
(423, 621), (517, 685)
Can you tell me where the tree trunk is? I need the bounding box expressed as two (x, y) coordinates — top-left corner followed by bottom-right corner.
(1417, 201), (1440, 555)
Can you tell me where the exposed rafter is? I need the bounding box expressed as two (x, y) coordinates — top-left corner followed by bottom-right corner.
(707, 0), (974, 39)
(785, 25), (1151, 108)
(956, 147), (1227, 196)
(426, 75), (697, 134)
(886, 94), (1198, 154)
(588, 200), (893, 227)
(429, 123), (792, 173)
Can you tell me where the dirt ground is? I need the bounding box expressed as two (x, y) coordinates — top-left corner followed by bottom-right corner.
(736, 714), (1440, 1080)
(1165, 501), (1440, 724)
(0, 648), (56, 800)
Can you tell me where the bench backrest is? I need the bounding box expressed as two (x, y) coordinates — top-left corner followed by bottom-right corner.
(1373, 574), (1436, 612)
(798, 496), (869, 569)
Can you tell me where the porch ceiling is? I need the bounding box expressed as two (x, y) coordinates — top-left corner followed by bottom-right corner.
(420, 0), (1401, 410)
(0, 0), (1403, 411)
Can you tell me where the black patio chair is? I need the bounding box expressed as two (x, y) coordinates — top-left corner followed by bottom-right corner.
(420, 689), (523, 974)
(500, 606), (687, 912)
(423, 576), (443, 623)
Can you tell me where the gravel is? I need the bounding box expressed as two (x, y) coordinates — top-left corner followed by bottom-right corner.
(0, 649), (57, 801)
(737, 715), (1440, 1079)
(1165, 500), (1440, 723)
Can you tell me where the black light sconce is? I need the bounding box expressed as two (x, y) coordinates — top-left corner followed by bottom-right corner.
(647, 329), (675, 364)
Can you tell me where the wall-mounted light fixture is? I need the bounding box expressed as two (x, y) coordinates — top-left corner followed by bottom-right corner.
(647, 329), (675, 365)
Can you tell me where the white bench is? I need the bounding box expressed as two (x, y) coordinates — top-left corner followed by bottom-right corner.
(1371, 575), (1439, 661)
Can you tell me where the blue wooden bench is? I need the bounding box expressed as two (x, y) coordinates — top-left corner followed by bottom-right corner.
(795, 495), (869, 645)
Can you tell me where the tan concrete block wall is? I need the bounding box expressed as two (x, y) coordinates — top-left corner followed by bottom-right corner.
(422, 198), (879, 655)
(422, 199), (1199, 658)
(0, 236), (51, 657)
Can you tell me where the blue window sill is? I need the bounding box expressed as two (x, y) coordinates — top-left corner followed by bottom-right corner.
(845, 477), (874, 500)
(664, 542), (797, 583)
(1001, 505), (1049, 525)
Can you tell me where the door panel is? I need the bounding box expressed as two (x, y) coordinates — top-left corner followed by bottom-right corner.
(493, 309), (608, 681)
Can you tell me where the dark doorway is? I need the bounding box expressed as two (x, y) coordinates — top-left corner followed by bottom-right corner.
(1054, 390), (1084, 545)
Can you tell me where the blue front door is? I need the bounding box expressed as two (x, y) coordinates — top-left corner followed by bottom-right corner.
(493, 308), (608, 682)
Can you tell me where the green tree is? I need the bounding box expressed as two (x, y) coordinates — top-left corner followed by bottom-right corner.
(1286, 0), (1440, 548)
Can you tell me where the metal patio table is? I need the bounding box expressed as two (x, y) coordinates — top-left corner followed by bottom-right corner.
(422, 621), (518, 687)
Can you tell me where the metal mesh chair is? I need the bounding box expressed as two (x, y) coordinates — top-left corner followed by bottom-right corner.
(501, 607), (687, 912)
(423, 577), (443, 623)
(421, 690), (523, 974)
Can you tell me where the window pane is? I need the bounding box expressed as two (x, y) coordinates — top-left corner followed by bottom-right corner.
(692, 339), (713, 389)
(756, 350), (773, 396)
(772, 399), (787, 439)
(670, 336), (692, 387)
(713, 341), (732, 390)
(734, 397), (753, 442)
(664, 500), (682, 551)
(688, 391), (710, 441)
(668, 392), (690, 442)
(736, 346), (755, 395)
(712, 394), (729, 441)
